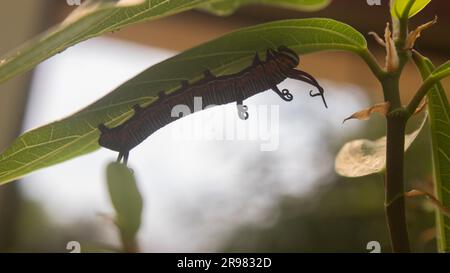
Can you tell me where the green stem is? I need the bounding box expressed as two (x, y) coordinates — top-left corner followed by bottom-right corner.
(406, 75), (437, 115)
(379, 1), (419, 252)
(121, 232), (139, 253)
(396, 0), (415, 48)
(382, 73), (411, 252)
(358, 49), (386, 81)
(406, 65), (450, 116)
(385, 112), (411, 252)
(358, 44), (411, 252)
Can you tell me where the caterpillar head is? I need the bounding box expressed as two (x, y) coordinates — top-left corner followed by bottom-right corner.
(98, 124), (122, 152)
(277, 46), (299, 68)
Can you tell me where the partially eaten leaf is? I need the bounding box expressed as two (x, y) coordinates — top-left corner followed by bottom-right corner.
(335, 114), (427, 178)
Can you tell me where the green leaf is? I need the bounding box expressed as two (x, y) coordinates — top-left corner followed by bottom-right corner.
(107, 162), (143, 251)
(430, 60), (450, 80)
(413, 54), (450, 253)
(335, 114), (427, 178)
(0, 18), (367, 185)
(201, 0), (330, 16)
(0, 0), (329, 85)
(0, 0), (203, 84)
(391, 0), (431, 19)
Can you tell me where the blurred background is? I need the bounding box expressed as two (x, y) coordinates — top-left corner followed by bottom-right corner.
(0, 0), (449, 253)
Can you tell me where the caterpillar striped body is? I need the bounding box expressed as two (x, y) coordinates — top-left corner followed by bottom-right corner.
(98, 46), (327, 164)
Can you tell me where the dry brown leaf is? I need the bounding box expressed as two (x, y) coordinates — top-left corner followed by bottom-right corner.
(384, 23), (399, 72)
(405, 16), (438, 50)
(405, 189), (450, 218)
(414, 98), (428, 115)
(368, 31), (386, 47)
(343, 102), (390, 123)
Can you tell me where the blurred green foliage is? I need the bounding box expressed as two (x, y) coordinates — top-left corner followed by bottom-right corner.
(107, 162), (143, 253)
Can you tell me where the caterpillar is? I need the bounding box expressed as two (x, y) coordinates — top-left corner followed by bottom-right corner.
(98, 46), (327, 164)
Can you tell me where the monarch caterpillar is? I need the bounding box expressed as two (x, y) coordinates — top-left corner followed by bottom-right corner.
(98, 46), (327, 164)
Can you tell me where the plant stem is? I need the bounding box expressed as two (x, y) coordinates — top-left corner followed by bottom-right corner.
(381, 2), (416, 250)
(358, 49), (386, 81)
(407, 68), (450, 116)
(121, 233), (139, 253)
(385, 112), (410, 252)
(406, 75), (436, 116)
(394, 0), (416, 47)
(382, 71), (411, 252)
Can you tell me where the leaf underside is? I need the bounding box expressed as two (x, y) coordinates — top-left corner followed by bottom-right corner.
(0, 0), (330, 84)
(0, 18), (367, 185)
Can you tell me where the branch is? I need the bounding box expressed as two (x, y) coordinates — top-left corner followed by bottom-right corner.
(407, 58), (450, 116)
(397, 0), (416, 47)
(358, 49), (386, 81)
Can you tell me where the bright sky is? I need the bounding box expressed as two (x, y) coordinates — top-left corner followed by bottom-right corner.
(21, 36), (367, 252)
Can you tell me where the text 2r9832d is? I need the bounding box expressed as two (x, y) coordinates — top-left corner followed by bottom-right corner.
(221, 257), (271, 268)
